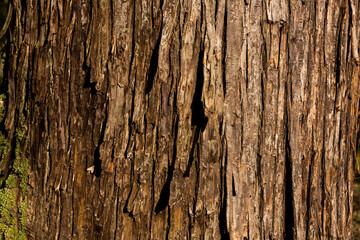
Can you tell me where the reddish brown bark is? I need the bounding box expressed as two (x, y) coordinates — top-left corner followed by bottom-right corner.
(0, 0), (359, 239)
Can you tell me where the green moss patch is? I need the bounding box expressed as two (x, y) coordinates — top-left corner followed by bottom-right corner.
(0, 112), (28, 239)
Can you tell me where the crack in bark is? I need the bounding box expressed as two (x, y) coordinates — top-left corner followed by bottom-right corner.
(222, 5), (227, 97)
(83, 64), (97, 95)
(93, 100), (108, 178)
(183, 44), (208, 177)
(191, 45), (208, 129)
(219, 140), (230, 240)
(146, 25), (162, 95)
(154, 117), (178, 214)
(284, 94), (294, 240)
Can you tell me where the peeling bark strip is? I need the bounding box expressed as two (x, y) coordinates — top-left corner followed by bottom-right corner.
(1, 0), (359, 239)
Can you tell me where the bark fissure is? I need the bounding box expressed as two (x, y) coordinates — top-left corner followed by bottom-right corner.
(146, 26), (162, 95)
(221, 5), (227, 97)
(284, 90), (294, 239)
(191, 46), (207, 129)
(154, 116), (178, 215)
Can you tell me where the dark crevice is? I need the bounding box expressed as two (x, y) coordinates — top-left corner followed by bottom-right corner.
(245, 39), (249, 89)
(284, 101), (294, 240)
(109, 0), (114, 58)
(122, 182), (137, 223)
(154, 165), (172, 214)
(322, 0), (329, 66)
(247, 223), (250, 239)
(184, 38), (208, 177)
(284, 29), (293, 236)
(259, 20), (267, 237)
(154, 117), (178, 214)
(320, 27), (327, 240)
(23, 50), (31, 120)
(37, 0), (41, 42)
(193, 143), (200, 212)
(165, 205), (171, 239)
(83, 63), (96, 95)
(219, 143), (230, 240)
(93, 101), (108, 178)
(231, 174), (236, 196)
(85, 0), (93, 61)
(123, 130), (135, 215)
(122, 175), (134, 213)
(261, 42), (268, 84)
(113, 187), (120, 240)
(222, 5), (227, 97)
(215, 0), (218, 23)
(128, 0), (136, 89)
(191, 43), (208, 129)
(183, 127), (200, 177)
(187, 143), (200, 239)
(258, 19), (267, 237)
(346, 2), (352, 64)
(335, 4), (345, 85)
(160, 0), (164, 9)
(305, 150), (315, 239)
(187, 208), (192, 239)
(46, 106), (52, 185)
(146, 24), (162, 94)
(94, 224), (103, 234)
(149, 155), (156, 236)
(126, 0), (137, 130)
(93, 147), (102, 178)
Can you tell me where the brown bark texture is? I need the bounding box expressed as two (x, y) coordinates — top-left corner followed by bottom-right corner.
(1, 0), (360, 239)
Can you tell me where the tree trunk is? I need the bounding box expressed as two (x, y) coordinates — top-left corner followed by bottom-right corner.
(0, 0), (359, 239)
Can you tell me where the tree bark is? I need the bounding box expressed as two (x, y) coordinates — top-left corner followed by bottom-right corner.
(0, 0), (359, 239)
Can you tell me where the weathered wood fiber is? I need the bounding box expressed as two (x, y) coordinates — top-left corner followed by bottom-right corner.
(0, 0), (359, 239)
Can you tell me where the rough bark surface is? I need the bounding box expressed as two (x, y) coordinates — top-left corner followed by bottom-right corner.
(0, 0), (359, 239)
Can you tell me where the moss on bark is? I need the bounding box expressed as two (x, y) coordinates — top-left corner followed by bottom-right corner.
(0, 110), (28, 239)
